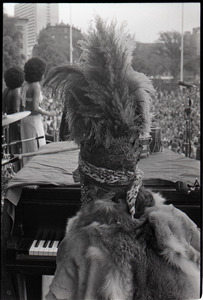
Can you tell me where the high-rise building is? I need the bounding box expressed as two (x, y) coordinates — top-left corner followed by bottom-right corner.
(14, 3), (59, 57)
(192, 27), (200, 56)
(15, 18), (29, 61)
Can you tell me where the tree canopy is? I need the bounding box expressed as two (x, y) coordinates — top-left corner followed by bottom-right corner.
(132, 30), (200, 81)
(3, 13), (25, 75)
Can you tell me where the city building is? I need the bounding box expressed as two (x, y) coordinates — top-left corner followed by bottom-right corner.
(44, 22), (82, 43)
(14, 3), (59, 57)
(15, 18), (29, 61)
(183, 27), (200, 57)
(32, 22), (84, 63)
(191, 27), (200, 56)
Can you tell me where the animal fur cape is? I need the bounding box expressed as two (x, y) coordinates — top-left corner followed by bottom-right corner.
(46, 189), (200, 300)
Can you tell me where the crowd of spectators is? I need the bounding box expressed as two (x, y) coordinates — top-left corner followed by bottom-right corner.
(41, 85), (200, 159)
(151, 87), (200, 159)
(41, 88), (63, 141)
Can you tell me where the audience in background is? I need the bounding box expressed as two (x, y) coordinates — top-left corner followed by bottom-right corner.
(41, 86), (200, 159)
(151, 87), (200, 159)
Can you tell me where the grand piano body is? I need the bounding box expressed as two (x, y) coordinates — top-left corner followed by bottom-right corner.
(2, 141), (201, 299)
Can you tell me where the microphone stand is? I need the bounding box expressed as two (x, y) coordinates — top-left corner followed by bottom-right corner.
(179, 81), (197, 159)
(1, 136), (45, 148)
(184, 88), (192, 158)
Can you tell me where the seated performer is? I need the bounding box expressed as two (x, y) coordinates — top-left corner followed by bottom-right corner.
(44, 16), (200, 300)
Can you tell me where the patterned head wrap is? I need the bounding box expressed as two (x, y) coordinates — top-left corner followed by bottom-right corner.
(44, 16), (155, 218)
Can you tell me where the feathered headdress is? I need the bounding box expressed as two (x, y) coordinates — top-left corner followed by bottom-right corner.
(44, 16), (155, 217)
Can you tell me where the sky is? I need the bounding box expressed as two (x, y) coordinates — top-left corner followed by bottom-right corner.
(3, 2), (201, 43)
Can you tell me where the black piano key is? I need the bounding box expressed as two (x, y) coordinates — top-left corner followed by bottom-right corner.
(42, 230), (53, 248)
(34, 240), (40, 247)
(48, 232), (56, 248)
(43, 240), (49, 248)
(48, 240), (54, 248)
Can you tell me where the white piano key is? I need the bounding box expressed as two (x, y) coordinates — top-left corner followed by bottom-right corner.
(47, 240), (55, 256)
(52, 241), (59, 256)
(29, 240), (38, 256)
(47, 240), (59, 256)
(37, 240), (46, 256)
(32, 240), (45, 256)
(42, 240), (51, 256)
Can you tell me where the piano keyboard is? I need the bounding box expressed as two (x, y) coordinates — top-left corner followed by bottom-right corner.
(29, 240), (60, 256)
(15, 238), (61, 258)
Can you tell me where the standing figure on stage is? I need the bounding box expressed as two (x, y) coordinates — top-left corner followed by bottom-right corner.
(2, 66), (24, 171)
(44, 17), (200, 300)
(20, 56), (56, 165)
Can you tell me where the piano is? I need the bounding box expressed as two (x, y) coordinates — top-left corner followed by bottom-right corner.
(2, 185), (81, 299)
(5, 185), (81, 275)
(4, 183), (200, 298)
(1, 142), (200, 299)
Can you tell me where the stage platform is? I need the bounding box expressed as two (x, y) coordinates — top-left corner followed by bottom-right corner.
(3, 141), (200, 227)
(5, 141), (200, 204)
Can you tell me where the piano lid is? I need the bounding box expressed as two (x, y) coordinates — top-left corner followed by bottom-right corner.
(5, 141), (79, 206)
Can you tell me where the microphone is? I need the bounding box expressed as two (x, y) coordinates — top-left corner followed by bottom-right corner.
(178, 81), (196, 88)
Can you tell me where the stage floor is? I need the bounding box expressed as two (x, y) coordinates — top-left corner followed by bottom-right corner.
(5, 141), (200, 206)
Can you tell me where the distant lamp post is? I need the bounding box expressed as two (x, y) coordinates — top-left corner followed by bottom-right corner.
(180, 3), (184, 84)
(70, 4), (73, 64)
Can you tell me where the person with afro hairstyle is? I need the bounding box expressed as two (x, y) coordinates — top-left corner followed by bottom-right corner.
(3, 66), (24, 114)
(2, 66), (25, 171)
(20, 56), (55, 165)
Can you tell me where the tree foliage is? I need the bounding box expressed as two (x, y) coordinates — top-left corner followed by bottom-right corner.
(3, 13), (25, 75)
(132, 43), (169, 77)
(132, 30), (200, 81)
(33, 30), (68, 72)
(155, 31), (181, 78)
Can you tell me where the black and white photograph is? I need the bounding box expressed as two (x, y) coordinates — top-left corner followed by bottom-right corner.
(2, 2), (201, 300)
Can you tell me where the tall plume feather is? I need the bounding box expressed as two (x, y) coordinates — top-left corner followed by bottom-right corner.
(44, 16), (155, 148)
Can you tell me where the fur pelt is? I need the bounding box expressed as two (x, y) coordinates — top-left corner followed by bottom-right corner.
(46, 188), (200, 300)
